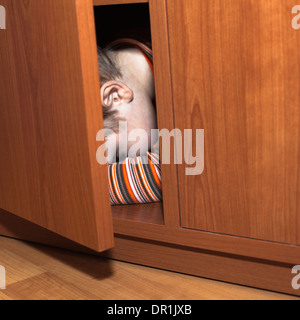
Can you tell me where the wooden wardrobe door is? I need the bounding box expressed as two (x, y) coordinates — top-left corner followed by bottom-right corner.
(0, 0), (114, 251)
(167, 0), (300, 244)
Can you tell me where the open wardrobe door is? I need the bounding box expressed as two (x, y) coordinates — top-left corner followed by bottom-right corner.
(0, 0), (114, 251)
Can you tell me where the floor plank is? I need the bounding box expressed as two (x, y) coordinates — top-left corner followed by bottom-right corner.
(0, 236), (298, 300)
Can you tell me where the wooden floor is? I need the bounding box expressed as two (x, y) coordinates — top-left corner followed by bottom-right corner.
(0, 236), (298, 300)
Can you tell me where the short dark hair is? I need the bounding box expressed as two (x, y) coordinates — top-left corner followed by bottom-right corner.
(97, 46), (122, 85)
(97, 47), (123, 133)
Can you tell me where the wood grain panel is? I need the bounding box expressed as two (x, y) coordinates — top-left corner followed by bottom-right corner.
(0, 0), (114, 251)
(112, 203), (164, 225)
(149, 0), (181, 227)
(167, 0), (300, 244)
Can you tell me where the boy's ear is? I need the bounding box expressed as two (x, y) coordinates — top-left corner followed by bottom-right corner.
(101, 81), (133, 108)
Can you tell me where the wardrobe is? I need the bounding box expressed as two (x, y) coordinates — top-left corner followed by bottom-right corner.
(0, 0), (299, 296)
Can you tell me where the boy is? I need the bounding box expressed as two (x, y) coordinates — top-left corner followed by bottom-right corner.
(98, 39), (162, 205)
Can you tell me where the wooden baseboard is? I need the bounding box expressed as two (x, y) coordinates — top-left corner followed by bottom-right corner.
(107, 236), (299, 297)
(0, 209), (299, 297)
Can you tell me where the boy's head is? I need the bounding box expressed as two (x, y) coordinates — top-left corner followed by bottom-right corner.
(97, 47), (123, 133)
(98, 46), (157, 163)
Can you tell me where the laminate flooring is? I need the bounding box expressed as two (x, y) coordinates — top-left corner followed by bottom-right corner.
(0, 236), (298, 300)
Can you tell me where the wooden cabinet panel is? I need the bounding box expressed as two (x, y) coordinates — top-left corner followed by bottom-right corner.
(167, 0), (300, 244)
(0, 0), (114, 251)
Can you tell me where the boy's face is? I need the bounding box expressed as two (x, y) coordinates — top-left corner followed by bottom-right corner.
(121, 97), (157, 151)
(105, 98), (157, 163)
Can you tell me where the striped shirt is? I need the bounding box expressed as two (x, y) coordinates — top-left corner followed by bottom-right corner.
(105, 39), (162, 205)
